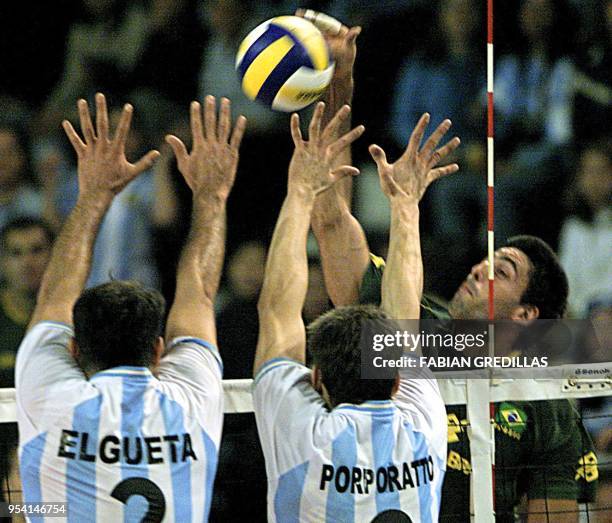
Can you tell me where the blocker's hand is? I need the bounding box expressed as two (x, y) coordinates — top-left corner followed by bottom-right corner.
(62, 93), (160, 199)
(165, 96), (247, 199)
(288, 102), (364, 195)
(369, 113), (461, 201)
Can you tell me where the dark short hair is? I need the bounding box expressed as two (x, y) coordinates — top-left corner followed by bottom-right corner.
(73, 281), (166, 372)
(505, 235), (568, 319)
(307, 305), (396, 407)
(0, 216), (55, 251)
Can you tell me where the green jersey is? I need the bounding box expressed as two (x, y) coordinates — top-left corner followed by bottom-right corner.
(359, 255), (598, 521)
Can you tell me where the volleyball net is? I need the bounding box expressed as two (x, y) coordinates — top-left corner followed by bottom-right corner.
(1, 376), (610, 522)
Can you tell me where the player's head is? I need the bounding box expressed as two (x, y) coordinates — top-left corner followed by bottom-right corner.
(72, 281), (166, 374)
(0, 123), (29, 188)
(449, 235), (568, 321)
(0, 217), (54, 296)
(307, 305), (398, 408)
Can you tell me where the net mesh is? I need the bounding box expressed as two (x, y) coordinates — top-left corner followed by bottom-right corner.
(1, 379), (610, 522)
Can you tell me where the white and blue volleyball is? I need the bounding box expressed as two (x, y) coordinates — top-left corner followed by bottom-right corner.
(236, 16), (335, 112)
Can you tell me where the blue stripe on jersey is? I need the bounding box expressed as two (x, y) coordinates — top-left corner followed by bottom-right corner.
(121, 375), (150, 523)
(372, 413), (401, 513)
(67, 394), (103, 523)
(255, 45), (309, 106)
(274, 461), (309, 523)
(326, 424), (357, 522)
(404, 421), (433, 523)
(202, 429), (219, 522)
(335, 403), (396, 414)
(20, 432), (47, 523)
(158, 392), (192, 523)
(434, 455), (445, 514)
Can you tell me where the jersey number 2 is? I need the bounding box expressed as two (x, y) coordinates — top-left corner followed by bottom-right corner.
(111, 478), (166, 522)
(371, 510), (412, 523)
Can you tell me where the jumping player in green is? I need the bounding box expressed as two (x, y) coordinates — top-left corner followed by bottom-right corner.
(304, 9), (598, 522)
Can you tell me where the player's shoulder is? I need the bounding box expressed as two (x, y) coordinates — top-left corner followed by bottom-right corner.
(18, 320), (74, 353)
(253, 357), (310, 387)
(358, 253), (451, 321)
(24, 320), (74, 339)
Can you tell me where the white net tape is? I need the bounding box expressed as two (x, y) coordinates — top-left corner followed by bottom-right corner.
(1, 377), (610, 521)
(1, 377), (610, 421)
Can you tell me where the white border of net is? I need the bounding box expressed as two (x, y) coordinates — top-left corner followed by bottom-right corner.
(1, 376), (610, 521)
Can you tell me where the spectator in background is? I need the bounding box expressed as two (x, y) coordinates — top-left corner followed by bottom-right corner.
(495, 0), (576, 158)
(132, 0), (206, 107)
(390, 0), (484, 148)
(388, 0), (485, 296)
(0, 218), (53, 386)
(216, 240), (267, 379)
(198, 0), (283, 135)
(127, 0), (209, 143)
(52, 107), (179, 289)
(210, 241), (268, 521)
(572, 0), (612, 142)
(198, 0), (294, 245)
(0, 217), (53, 507)
(491, 0), (578, 246)
(0, 123), (44, 229)
(559, 139), (612, 318)
(38, 0), (150, 134)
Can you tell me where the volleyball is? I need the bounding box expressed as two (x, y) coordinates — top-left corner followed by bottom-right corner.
(235, 16), (335, 112)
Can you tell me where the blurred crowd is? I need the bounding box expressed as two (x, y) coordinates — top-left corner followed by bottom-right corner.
(0, 0), (610, 519)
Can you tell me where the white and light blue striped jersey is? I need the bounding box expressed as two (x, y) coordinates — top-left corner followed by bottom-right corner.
(15, 321), (224, 522)
(253, 358), (447, 523)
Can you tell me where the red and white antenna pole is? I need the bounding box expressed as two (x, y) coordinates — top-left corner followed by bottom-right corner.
(487, 0), (495, 320)
(487, 0), (496, 516)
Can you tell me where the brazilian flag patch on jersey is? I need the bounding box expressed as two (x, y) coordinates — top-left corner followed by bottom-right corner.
(496, 402), (528, 436)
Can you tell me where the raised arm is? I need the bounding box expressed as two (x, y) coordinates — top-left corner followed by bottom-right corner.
(29, 93), (159, 328)
(164, 96), (246, 344)
(370, 114), (460, 318)
(254, 102), (364, 373)
(300, 10), (371, 306)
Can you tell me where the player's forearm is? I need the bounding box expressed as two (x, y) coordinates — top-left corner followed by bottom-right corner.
(322, 75), (354, 128)
(312, 76), (367, 304)
(259, 188), (314, 316)
(311, 192), (369, 306)
(255, 189), (313, 371)
(381, 195), (422, 319)
(166, 194), (226, 340)
(321, 75), (354, 203)
(181, 194), (226, 301)
(30, 192), (112, 328)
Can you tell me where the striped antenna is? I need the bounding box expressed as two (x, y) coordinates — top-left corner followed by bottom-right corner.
(487, 0), (496, 517)
(487, 0), (495, 321)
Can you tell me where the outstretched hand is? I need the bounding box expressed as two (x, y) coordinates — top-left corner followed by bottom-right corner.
(62, 93), (160, 199)
(369, 113), (461, 200)
(288, 102), (364, 195)
(165, 96), (247, 199)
